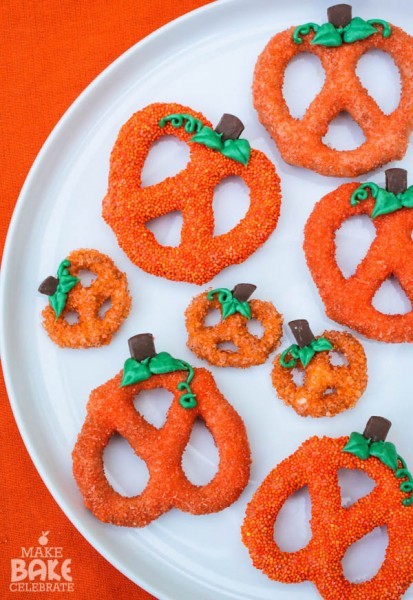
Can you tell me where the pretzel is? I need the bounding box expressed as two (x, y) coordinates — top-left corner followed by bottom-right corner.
(39, 249), (131, 348)
(242, 417), (413, 599)
(72, 334), (251, 526)
(253, 5), (413, 177)
(272, 320), (367, 417)
(185, 284), (283, 367)
(102, 103), (281, 284)
(304, 169), (413, 342)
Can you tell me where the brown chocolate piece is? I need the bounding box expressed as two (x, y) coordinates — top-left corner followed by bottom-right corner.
(232, 283), (257, 302)
(327, 4), (352, 28)
(289, 319), (316, 348)
(385, 168), (408, 195)
(38, 276), (59, 296)
(128, 333), (156, 362)
(215, 114), (245, 142)
(363, 416), (392, 442)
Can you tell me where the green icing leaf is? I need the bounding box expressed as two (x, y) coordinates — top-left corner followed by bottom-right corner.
(343, 17), (378, 43)
(370, 441), (398, 471)
(298, 346), (315, 368)
(311, 337), (333, 352)
(59, 275), (79, 293)
(311, 22), (342, 47)
(49, 292), (67, 319)
(120, 358), (152, 387)
(293, 22), (319, 44)
(191, 127), (223, 151)
(222, 301), (237, 319)
(57, 259), (71, 279)
(401, 187), (413, 209)
(280, 346), (298, 369)
(237, 301), (252, 319)
(149, 352), (187, 375)
(371, 188), (401, 218)
(221, 139), (251, 166)
(367, 19), (391, 39)
(343, 431), (371, 460)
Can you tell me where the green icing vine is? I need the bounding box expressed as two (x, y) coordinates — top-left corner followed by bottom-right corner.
(293, 17), (391, 47)
(207, 288), (252, 320)
(159, 113), (251, 166)
(49, 260), (79, 319)
(121, 351), (197, 409)
(350, 182), (413, 218)
(280, 337), (333, 369)
(343, 432), (413, 506)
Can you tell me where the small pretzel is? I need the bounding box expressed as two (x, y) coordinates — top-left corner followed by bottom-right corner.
(185, 285), (283, 367)
(304, 169), (413, 342)
(242, 417), (413, 599)
(40, 249), (131, 348)
(72, 335), (251, 526)
(272, 321), (367, 417)
(253, 6), (413, 177)
(102, 103), (281, 284)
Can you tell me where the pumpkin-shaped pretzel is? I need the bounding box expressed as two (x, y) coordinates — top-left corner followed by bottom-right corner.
(102, 103), (281, 284)
(272, 319), (367, 417)
(242, 416), (413, 599)
(304, 168), (413, 342)
(185, 284), (283, 367)
(72, 334), (251, 526)
(39, 249), (131, 348)
(253, 4), (413, 177)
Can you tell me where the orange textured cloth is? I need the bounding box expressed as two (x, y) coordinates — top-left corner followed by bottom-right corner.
(0, 1), (211, 598)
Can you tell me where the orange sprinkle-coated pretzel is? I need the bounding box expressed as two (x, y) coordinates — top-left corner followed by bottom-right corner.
(253, 17), (413, 177)
(72, 367), (251, 526)
(242, 417), (413, 599)
(102, 102), (281, 284)
(185, 284), (283, 367)
(304, 178), (413, 342)
(272, 325), (367, 418)
(41, 249), (131, 348)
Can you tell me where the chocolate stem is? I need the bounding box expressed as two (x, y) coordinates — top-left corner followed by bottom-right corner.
(288, 320), (316, 348)
(38, 276), (59, 296)
(128, 333), (156, 362)
(385, 168), (408, 195)
(327, 4), (352, 28)
(363, 416), (392, 442)
(232, 283), (257, 302)
(215, 114), (245, 142)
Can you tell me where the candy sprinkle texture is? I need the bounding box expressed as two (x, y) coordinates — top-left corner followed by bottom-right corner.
(102, 102), (281, 285)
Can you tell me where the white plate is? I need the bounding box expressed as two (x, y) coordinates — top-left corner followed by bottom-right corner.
(2, 0), (413, 598)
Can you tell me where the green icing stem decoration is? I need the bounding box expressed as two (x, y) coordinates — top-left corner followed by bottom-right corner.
(159, 113), (251, 166)
(280, 337), (333, 369)
(350, 182), (413, 218)
(120, 351), (197, 409)
(207, 288), (252, 320)
(49, 259), (79, 319)
(343, 432), (413, 506)
(293, 17), (391, 47)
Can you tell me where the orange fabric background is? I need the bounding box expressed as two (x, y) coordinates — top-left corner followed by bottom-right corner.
(0, 1), (211, 598)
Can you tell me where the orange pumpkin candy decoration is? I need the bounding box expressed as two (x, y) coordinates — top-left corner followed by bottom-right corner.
(253, 5), (413, 177)
(102, 102), (281, 284)
(72, 335), (251, 526)
(185, 284), (283, 368)
(242, 417), (413, 599)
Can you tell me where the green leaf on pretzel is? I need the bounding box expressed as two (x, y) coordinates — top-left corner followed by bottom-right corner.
(280, 337), (333, 369)
(207, 288), (252, 321)
(293, 17), (391, 47)
(49, 259), (79, 319)
(351, 183), (413, 218)
(221, 139), (251, 166)
(191, 127), (223, 151)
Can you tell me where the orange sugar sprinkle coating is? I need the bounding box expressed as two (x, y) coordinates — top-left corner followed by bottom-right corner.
(242, 435), (413, 599)
(72, 368), (251, 527)
(185, 291), (283, 367)
(304, 183), (413, 342)
(272, 330), (368, 418)
(102, 102), (281, 285)
(253, 25), (413, 177)
(42, 249), (131, 348)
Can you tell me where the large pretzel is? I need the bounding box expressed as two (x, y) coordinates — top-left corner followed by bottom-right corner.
(304, 172), (413, 342)
(72, 343), (250, 526)
(272, 322), (367, 418)
(242, 417), (413, 599)
(40, 249), (131, 348)
(102, 102), (281, 284)
(253, 7), (413, 177)
(185, 284), (283, 367)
